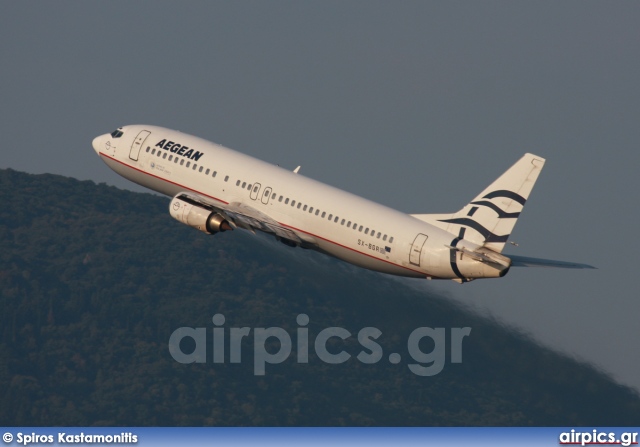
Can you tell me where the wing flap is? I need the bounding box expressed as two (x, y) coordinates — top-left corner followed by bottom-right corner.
(177, 193), (305, 244)
(223, 202), (302, 243)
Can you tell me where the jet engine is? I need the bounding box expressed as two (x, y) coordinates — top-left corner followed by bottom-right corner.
(169, 195), (232, 235)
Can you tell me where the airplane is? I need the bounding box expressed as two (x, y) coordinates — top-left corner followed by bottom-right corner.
(92, 125), (595, 283)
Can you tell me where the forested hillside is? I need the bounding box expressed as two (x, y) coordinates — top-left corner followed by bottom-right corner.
(0, 168), (638, 426)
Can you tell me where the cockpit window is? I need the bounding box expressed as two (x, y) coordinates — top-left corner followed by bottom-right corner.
(110, 129), (124, 138)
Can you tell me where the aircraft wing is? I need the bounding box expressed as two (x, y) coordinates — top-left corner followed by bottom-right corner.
(507, 254), (596, 269)
(222, 201), (304, 243)
(178, 192), (313, 246)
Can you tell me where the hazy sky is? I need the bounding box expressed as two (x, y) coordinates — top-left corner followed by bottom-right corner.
(2, 2), (639, 392)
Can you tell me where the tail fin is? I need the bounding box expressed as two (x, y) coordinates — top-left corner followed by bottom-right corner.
(412, 153), (545, 253)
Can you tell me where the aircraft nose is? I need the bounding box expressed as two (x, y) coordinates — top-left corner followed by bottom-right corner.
(92, 134), (108, 154)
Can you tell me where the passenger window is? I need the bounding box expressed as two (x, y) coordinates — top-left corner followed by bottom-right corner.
(180, 159), (185, 166)
(358, 225), (363, 232)
(303, 205), (307, 211)
(279, 196), (283, 202)
(193, 164), (197, 170)
(163, 153), (167, 159)
(321, 212), (326, 218)
(151, 149), (156, 155)
(377, 232), (381, 239)
(169, 155), (173, 161)
(224, 175), (229, 182)
(214, 171), (218, 178)
(186, 162), (191, 168)
(383, 235), (387, 241)
(206, 168), (210, 175)
(242, 182), (246, 188)
(365, 228), (369, 235)
(199, 166), (203, 173)
(309, 207), (314, 213)
(146, 147), (150, 153)
(264, 190), (269, 197)
(341, 219), (345, 225)
(285, 198), (289, 204)
(297, 203), (302, 209)
(236, 180), (241, 186)
(389, 237), (394, 243)
(315, 210), (320, 216)
(335, 217), (339, 223)
(272, 193), (276, 199)
(291, 200), (296, 206)
(328, 214), (332, 220)
(254, 186), (258, 192)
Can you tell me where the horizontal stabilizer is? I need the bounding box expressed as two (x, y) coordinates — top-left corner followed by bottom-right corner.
(507, 255), (596, 269)
(445, 245), (511, 269)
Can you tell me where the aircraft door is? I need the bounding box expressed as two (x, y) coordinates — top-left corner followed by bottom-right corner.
(261, 187), (272, 204)
(250, 183), (261, 201)
(409, 233), (429, 266)
(130, 130), (151, 161)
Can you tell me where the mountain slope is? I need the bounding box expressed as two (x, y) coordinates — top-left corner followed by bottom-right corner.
(0, 168), (638, 426)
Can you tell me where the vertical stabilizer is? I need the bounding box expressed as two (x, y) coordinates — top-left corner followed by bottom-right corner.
(412, 153), (545, 253)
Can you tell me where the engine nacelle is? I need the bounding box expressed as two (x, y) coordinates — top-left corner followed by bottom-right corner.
(169, 195), (232, 234)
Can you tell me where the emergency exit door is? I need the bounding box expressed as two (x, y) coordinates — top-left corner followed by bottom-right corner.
(130, 130), (151, 161)
(409, 233), (429, 266)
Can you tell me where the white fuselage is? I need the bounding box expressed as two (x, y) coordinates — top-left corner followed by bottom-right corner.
(93, 125), (504, 281)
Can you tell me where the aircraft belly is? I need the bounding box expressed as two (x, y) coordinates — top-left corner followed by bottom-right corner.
(102, 156), (172, 196)
(315, 238), (424, 278)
